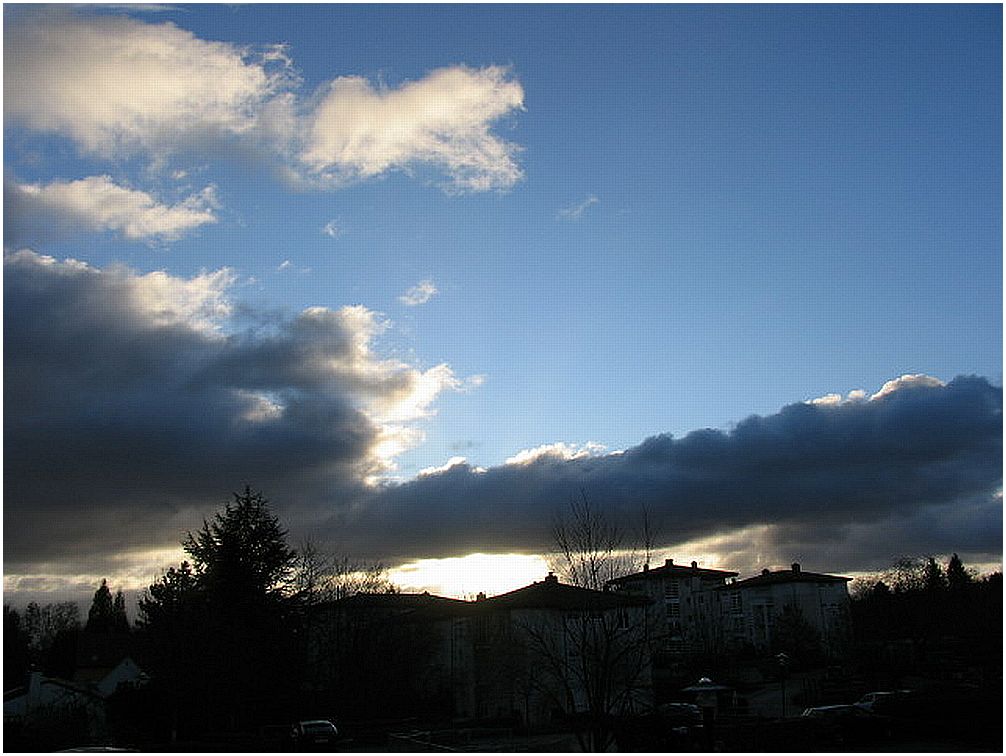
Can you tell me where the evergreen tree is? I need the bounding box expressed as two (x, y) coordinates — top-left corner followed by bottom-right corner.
(922, 557), (946, 593)
(4, 605), (30, 689)
(946, 553), (972, 592)
(137, 487), (300, 735)
(112, 589), (131, 634)
(182, 486), (296, 605)
(86, 579), (115, 633)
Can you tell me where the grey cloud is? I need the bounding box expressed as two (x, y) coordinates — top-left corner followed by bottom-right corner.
(341, 376), (1002, 570)
(3, 252), (385, 572)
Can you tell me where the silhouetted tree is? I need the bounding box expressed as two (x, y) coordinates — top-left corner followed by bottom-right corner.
(183, 485), (296, 604)
(552, 491), (637, 591)
(534, 495), (656, 750)
(946, 553), (972, 593)
(136, 487), (301, 737)
(17, 601), (81, 679)
(771, 603), (822, 666)
(292, 538), (395, 605)
(5, 605), (30, 688)
(111, 589), (130, 634)
(922, 556), (946, 593)
(850, 554), (1002, 689)
(86, 579), (115, 633)
(22, 601), (80, 654)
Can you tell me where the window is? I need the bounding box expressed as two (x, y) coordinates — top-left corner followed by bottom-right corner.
(666, 603), (681, 620)
(665, 579), (680, 599)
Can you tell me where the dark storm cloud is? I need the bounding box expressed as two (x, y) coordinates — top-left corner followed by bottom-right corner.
(345, 375), (1002, 568)
(3, 250), (382, 571)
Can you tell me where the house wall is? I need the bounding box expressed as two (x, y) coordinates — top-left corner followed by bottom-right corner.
(460, 604), (653, 726)
(732, 581), (851, 652)
(614, 570), (733, 653)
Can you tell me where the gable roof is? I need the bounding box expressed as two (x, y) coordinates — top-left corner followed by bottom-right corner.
(608, 559), (738, 585)
(478, 574), (650, 612)
(726, 565), (852, 588)
(324, 592), (468, 611)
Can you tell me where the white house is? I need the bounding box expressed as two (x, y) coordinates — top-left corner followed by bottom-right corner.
(717, 563), (851, 653)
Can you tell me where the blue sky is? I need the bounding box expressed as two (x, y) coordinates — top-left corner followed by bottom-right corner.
(4, 4), (1002, 601)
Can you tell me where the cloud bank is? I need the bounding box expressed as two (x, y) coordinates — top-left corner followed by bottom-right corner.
(5, 9), (525, 193)
(4, 248), (1001, 586)
(343, 374), (1001, 568)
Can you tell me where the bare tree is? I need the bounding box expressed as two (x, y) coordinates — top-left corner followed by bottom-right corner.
(292, 538), (396, 605)
(488, 493), (658, 750)
(551, 491), (639, 591)
(514, 602), (652, 751)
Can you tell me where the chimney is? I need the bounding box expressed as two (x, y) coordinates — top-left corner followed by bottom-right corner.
(476, 591), (486, 602)
(792, 563), (801, 573)
(643, 563), (649, 572)
(691, 561), (698, 570)
(544, 572), (558, 584)
(761, 568), (771, 576)
(665, 558), (674, 567)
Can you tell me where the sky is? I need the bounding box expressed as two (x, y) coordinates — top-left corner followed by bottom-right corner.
(3, 4), (1002, 607)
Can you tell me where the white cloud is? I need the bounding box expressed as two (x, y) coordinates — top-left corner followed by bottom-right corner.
(4, 10), (293, 158)
(463, 374), (487, 391)
(123, 266), (236, 333)
(277, 259), (293, 271)
(557, 194), (599, 220)
(302, 66), (525, 191)
(418, 457), (469, 477)
(5, 13), (525, 195)
(7, 175), (218, 241)
(400, 279), (439, 306)
(504, 441), (607, 466)
(321, 219), (342, 238)
(808, 375), (945, 407)
(870, 374), (945, 401)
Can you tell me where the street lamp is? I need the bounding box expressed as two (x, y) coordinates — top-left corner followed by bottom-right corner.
(775, 652), (791, 717)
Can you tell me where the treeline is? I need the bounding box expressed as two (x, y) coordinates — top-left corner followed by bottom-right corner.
(123, 486), (402, 741)
(5, 487), (403, 746)
(4, 580), (130, 688)
(5, 487), (1002, 747)
(850, 554), (1002, 687)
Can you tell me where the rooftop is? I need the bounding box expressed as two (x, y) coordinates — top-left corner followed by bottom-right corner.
(608, 558), (739, 585)
(478, 573), (651, 611)
(725, 563), (852, 588)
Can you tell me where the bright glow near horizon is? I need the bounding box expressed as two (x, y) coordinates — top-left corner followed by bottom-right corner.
(388, 552), (552, 598)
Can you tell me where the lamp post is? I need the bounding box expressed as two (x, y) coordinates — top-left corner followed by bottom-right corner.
(775, 652), (791, 717)
(683, 676), (732, 751)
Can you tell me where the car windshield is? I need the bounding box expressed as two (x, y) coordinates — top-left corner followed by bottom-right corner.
(301, 722), (335, 733)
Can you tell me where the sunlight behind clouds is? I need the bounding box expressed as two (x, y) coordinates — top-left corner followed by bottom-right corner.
(389, 553), (551, 598)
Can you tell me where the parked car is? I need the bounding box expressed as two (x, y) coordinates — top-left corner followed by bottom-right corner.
(291, 719), (339, 747)
(801, 704), (859, 719)
(854, 690), (910, 712)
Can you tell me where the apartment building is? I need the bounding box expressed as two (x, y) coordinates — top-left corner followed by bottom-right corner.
(717, 563), (852, 654)
(607, 559), (739, 653)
